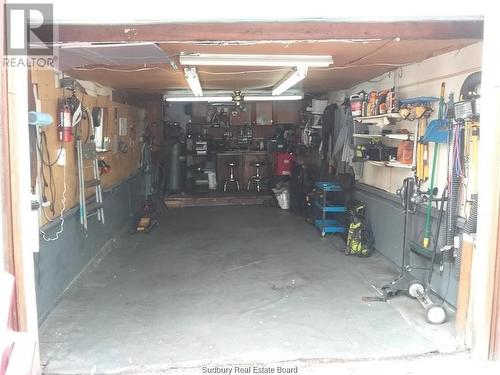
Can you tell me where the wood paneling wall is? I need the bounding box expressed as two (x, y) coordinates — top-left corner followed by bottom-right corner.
(30, 68), (143, 225)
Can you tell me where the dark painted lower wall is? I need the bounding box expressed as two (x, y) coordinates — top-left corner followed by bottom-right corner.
(354, 183), (459, 307)
(35, 175), (144, 321)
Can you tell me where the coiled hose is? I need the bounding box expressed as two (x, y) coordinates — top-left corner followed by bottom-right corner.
(446, 124), (463, 261)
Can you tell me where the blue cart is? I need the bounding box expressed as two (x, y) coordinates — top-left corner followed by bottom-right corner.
(314, 181), (346, 236)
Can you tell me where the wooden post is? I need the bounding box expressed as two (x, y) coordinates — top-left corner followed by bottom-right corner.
(456, 234), (475, 344)
(6, 59), (41, 375)
(471, 10), (500, 360)
(0, 0), (19, 331)
(490, 212), (500, 360)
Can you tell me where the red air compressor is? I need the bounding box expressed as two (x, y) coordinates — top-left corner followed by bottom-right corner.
(274, 152), (294, 176)
(58, 103), (73, 142)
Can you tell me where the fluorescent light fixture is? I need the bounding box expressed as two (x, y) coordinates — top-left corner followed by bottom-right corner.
(164, 94), (303, 102)
(272, 66), (308, 96)
(245, 95), (303, 101)
(184, 67), (203, 96)
(166, 96), (233, 102)
(180, 53), (333, 67)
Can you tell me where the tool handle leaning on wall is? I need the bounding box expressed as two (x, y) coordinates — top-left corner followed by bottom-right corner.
(422, 82), (446, 248)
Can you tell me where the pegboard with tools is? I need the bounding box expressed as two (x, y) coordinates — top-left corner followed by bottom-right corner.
(30, 68), (143, 226)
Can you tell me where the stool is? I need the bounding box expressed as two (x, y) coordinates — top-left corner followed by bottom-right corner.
(247, 162), (266, 192)
(223, 162), (240, 192)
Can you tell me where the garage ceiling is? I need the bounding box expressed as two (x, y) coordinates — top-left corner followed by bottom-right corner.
(58, 21), (482, 95)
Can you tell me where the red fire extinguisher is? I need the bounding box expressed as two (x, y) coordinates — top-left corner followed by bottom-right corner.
(58, 103), (73, 142)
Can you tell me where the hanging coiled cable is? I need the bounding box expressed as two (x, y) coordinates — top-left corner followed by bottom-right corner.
(445, 122), (463, 261)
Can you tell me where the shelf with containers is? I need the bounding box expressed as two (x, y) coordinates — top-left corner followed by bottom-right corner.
(300, 99), (328, 148)
(353, 112), (417, 168)
(313, 181), (347, 237)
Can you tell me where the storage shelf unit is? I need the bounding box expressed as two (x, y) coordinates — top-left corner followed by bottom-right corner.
(314, 181), (346, 236)
(353, 112), (417, 168)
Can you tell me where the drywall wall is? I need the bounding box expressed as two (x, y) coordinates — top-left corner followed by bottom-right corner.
(329, 41), (482, 195)
(30, 68), (143, 226)
(328, 42), (483, 306)
(354, 184), (458, 306)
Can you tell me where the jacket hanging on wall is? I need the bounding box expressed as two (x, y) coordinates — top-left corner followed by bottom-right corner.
(321, 104), (337, 151)
(320, 104), (338, 178)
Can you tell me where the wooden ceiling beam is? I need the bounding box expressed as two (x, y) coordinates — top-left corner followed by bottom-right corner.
(52, 21), (483, 44)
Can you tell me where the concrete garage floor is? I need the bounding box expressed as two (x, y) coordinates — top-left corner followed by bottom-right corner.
(40, 206), (460, 374)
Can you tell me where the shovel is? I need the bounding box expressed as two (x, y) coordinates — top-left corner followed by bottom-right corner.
(422, 83), (447, 248)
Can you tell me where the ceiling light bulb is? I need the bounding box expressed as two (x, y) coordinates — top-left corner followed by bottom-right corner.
(183, 67), (203, 96)
(272, 66), (308, 96)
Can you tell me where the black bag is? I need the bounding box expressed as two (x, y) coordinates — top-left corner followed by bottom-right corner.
(365, 142), (397, 161)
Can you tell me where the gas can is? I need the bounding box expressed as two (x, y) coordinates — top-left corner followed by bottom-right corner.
(397, 140), (414, 164)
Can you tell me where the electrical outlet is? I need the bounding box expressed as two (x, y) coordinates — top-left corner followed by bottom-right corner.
(57, 148), (66, 166)
(118, 118), (128, 136)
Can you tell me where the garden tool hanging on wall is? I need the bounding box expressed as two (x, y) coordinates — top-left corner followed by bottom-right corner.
(421, 83), (448, 249)
(415, 105), (432, 183)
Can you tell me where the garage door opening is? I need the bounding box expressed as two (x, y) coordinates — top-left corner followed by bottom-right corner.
(20, 18), (488, 374)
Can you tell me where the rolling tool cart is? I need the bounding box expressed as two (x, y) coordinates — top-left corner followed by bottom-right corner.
(314, 181), (346, 236)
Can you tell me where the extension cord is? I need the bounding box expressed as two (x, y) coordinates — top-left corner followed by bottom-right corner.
(57, 147), (66, 166)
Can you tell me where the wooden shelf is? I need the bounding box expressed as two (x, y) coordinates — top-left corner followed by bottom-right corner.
(386, 161), (414, 169)
(367, 160), (414, 169)
(367, 160), (386, 167)
(385, 133), (414, 140)
(353, 134), (381, 139)
(353, 133), (414, 140)
(354, 113), (401, 124)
